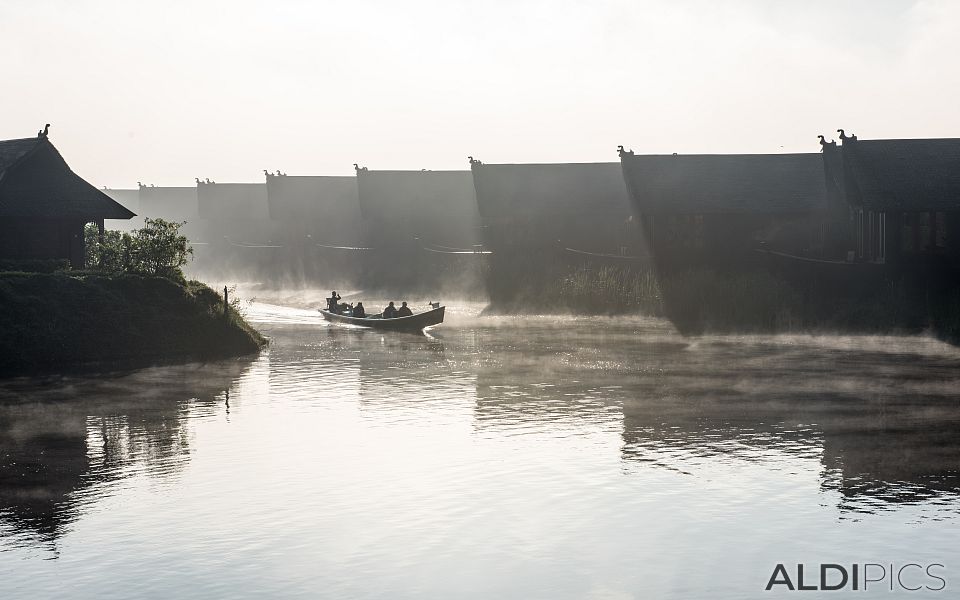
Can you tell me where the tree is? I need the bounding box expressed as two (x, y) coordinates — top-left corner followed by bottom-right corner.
(85, 218), (193, 279)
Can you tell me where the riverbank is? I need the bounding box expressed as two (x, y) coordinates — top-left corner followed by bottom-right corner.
(0, 272), (266, 375)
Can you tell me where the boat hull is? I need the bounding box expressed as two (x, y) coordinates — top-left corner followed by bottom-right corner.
(319, 306), (445, 332)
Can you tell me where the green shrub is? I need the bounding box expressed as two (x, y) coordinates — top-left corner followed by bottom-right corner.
(85, 218), (193, 279)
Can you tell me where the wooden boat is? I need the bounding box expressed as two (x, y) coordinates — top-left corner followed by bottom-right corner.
(319, 306), (445, 332)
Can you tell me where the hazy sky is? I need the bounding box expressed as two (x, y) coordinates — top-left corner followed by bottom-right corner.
(3, 0), (959, 186)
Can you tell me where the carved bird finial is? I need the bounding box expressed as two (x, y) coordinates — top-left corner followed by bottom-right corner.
(137, 181), (143, 188)
(275, 170), (281, 176)
(468, 156), (482, 165)
(196, 177), (201, 184)
(818, 134), (837, 149)
(837, 129), (857, 141)
(353, 163), (367, 172)
(205, 178), (211, 184)
(264, 169), (270, 177)
(617, 145), (634, 157)
(37, 123), (50, 138)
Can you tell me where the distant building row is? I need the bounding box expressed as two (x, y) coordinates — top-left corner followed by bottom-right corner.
(3, 126), (960, 273)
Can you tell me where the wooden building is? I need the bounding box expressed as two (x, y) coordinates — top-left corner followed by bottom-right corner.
(101, 188), (140, 232)
(470, 160), (638, 259)
(0, 130), (134, 268)
(824, 135), (960, 268)
(265, 172), (363, 285)
(266, 172), (362, 244)
(619, 149), (832, 269)
(137, 183), (199, 232)
(355, 167), (481, 289)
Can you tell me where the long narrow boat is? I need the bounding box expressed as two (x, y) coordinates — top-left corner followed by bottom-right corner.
(319, 306), (445, 332)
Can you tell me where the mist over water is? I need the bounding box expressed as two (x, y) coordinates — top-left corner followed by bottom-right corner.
(2, 299), (959, 598)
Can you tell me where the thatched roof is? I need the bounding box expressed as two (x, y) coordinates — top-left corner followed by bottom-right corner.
(266, 174), (360, 221)
(102, 188), (139, 212)
(0, 138), (38, 172)
(620, 152), (827, 215)
(840, 137), (960, 211)
(197, 182), (269, 219)
(355, 169), (481, 245)
(0, 136), (135, 220)
(355, 169), (478, 219)
(471, 162), (630, 218)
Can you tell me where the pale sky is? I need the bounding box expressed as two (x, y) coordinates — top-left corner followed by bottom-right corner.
(3, 0), (959, 187)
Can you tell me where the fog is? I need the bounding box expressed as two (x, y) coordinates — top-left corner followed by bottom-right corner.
(102, 158), (646, 306)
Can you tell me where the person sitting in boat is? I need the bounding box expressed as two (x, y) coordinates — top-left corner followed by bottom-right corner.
(396, 301), (413, 317)
(382, 301), (398, 319)
(326, 291), (341, 314)
(353, 302), (366, 318)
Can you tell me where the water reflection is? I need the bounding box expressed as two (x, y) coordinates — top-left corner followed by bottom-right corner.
(3, 305), (960, 598)
(460, 317), (960, 513)
(0, 357), (256, 547)
(615, 335), (960, 512)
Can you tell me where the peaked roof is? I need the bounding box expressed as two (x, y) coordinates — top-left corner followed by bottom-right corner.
(265, 174), (360, 221)
(620, 152), (827, 215)
(840, 137), (960, 211)
(355, 169), (481, 245)
(0, 138), (39, 173)
(471, 162), (631, 218)
(355, 169), (478, 219)
(138, 185), (199, 220)
(197, 182), (269, 219)
(0, 136), (135, 220)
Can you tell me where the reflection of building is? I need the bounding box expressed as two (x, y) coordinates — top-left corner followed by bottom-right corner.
(0, 357), (255, 544)
(619, 339), (960, 509)
(0, 130), (134, 267)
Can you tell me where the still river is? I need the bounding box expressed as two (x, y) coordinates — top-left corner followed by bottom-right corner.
(2, 299), (959, 599)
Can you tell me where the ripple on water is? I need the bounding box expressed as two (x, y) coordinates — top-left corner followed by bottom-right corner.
(2, 307), (960, 598)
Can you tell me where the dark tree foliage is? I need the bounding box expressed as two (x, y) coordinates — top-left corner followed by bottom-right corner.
(85, 218), (193, 279)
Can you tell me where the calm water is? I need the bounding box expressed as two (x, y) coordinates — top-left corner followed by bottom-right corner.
(2, 300), (959, 599)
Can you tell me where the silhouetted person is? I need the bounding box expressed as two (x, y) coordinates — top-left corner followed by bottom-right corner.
(327, 291), (341, 313)
(397, 301), (412, 317)
(382, 301), (398, 318)
(354, 302), (366, 318)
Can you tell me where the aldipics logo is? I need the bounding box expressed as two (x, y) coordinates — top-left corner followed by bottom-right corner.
(765, 563), (947, 592)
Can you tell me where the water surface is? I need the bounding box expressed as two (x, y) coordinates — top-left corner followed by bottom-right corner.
(2, 301), (959, 598)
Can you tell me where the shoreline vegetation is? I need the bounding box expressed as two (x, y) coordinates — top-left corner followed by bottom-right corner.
(481, 262), (960, 345)
(0, 219), (265, 377)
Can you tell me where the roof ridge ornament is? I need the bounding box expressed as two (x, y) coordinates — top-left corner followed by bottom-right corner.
(617, 145), (634, 157)
(468, 156), (482, 165)
(353, 163), (368, 172)
(37, 123), (50, 138)
(817, 134), (837, 149)
(837, 129), (857, 142)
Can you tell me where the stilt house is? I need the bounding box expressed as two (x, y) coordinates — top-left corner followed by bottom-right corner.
(0, 127), (134, 268)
